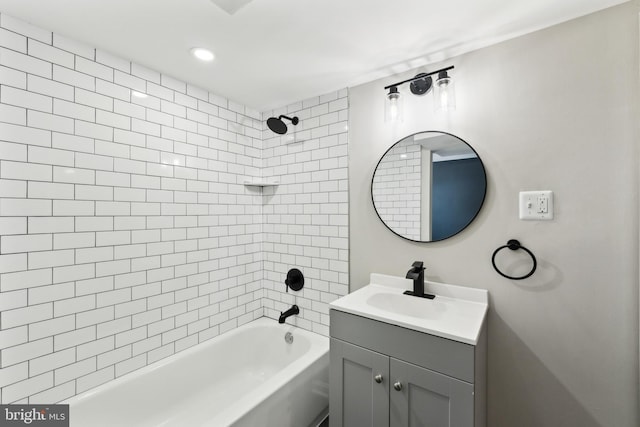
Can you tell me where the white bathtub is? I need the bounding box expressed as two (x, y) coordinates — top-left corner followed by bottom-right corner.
(66, 317), (329, 427)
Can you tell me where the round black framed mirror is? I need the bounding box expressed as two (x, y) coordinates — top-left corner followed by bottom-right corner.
(371, 131), (486, 242)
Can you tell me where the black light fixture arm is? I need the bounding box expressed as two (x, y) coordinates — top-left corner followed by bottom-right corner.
(384, 65), (455, 90)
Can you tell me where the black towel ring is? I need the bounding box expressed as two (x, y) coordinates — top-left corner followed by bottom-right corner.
(492, 239), (537, 280)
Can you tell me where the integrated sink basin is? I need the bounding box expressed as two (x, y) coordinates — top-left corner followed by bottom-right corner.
(366, 292), (446, 320)
(330, 273), (488, 344)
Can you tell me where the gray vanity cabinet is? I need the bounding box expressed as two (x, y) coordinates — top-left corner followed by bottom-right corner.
(330, 309), (486, 427)
(330, 338), (389, 427)
(389, 357), (473, 426)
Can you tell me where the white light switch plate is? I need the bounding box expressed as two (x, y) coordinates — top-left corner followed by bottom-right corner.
(519, 190), (554, 220)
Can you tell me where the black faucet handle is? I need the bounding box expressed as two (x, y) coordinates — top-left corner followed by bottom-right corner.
(412, 261), (425, 270)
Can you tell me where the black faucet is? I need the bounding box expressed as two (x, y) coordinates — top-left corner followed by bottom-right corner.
(278, 305), (300, 324)
(404, 261), (435, 299)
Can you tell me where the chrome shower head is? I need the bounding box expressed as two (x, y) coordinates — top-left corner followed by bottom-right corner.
(267, 115), (299, 134)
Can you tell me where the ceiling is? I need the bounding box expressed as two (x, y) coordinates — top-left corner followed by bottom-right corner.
(0, 0), (627, 111)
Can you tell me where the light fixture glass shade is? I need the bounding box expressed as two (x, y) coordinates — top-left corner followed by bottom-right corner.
(435, 71), (456, 111)
(385, 87), (403, 122)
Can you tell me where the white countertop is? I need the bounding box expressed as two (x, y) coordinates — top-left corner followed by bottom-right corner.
(330, 273), (489, 345)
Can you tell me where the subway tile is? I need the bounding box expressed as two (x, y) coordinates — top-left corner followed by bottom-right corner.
(0, 64), (26, 88)
(1, 160), (52, 181)
(76, 306), (114, 329)
(28, 181), (74, 199)
(131, 63), (160, 83)
(29, 249), (74, 269)
(28, 282), (75, 306)
(1, 233), (52, 254)
(52, 200), (94, 216)
(27, 75), (74, 101)
(53, 166), (94, 184)
(53, 263), (94, 284)
(75, 246), (113, 264)
(75, 153), (114, 171)
(75, 216), (113, 232)
(29, 380), (75, 404)
(1, 304), (52, 330)
(76, 276), (114, 296)
(96, 109), (130, 130)
(0, 289), (27, 311)
(0, 122), (51, 147)
(53, 65), (94, 91)
(55, 357), (96, 385)
(0, 47), (51, 78)
(1, 15), (50, 43)
(2, 372), (52, 403)
(54, 295), (95, 317)
(0, 179), (26, 197)
(53, 327), (95, 352)
(53, 33), (94, 59)
(29, 347), (75, 376)
(1, 268), (51, 292)
(96, 171), (130, 188)
(114, 102), (145, 121)
(75, 57), (112, 81)
(75, 120), (113, 141)
(53, 98), (95, 121)
(95, 50), (129, 73)
(115, 354), (145, 377)
(0, 362), (28, 389)
(1, 85), (52, 112)
(95, 259), (130, 277)
(53, 232), (95, 250)
(76, 336), (114, 360)
(75, 88), (111, 110)
(96, 79), (130, 102)
(1, 199), (51, 217)
(0, 104), (26, 126)
(113, 216), (145, 231)
(76, 366), (113, 394)
(96, 201), (130, 216)
(0, 141), (27, 163)
(95, 140), (129, 159)
(0, 27), (26, 52)
(28, 146), (74, 167)
(28, 39), (74, 68)
(96, 317), (131, 341)
(51, 132), (93, 153)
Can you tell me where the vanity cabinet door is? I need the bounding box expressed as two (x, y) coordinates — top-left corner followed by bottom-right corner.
(330, 338), (390, 427)
(389, 358), (474, 427)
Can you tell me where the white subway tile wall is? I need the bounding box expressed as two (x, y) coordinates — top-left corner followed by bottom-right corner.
(261, 92), (349, 336)
(0, 14), (270, 403)
(371, 139), (421, 240)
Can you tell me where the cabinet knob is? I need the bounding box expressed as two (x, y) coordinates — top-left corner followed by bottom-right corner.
(374, 374), (383, 383)
(393, 381), (403, 391)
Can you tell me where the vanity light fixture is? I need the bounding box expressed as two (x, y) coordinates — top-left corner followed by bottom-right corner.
(384, 65), (455, 119)
(190, 47), (215, 62)
(435, 70), (456, 111)
(384, 86), (403, 122)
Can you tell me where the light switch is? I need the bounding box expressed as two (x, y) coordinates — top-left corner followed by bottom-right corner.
(519, 191), (553, 220)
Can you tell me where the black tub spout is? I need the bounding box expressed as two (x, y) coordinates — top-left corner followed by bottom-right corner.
(278, 305), (300, 324)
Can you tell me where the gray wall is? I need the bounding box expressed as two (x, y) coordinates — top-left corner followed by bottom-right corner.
(349, 2), (639, 427)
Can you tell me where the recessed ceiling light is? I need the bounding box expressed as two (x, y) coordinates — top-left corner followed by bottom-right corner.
(190, 47), (215, 62)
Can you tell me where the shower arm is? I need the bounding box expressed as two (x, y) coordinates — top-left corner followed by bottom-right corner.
(278, 115), (299, 125)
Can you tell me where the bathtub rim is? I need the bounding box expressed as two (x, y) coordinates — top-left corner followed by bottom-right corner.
(64, 316), (329, 426)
